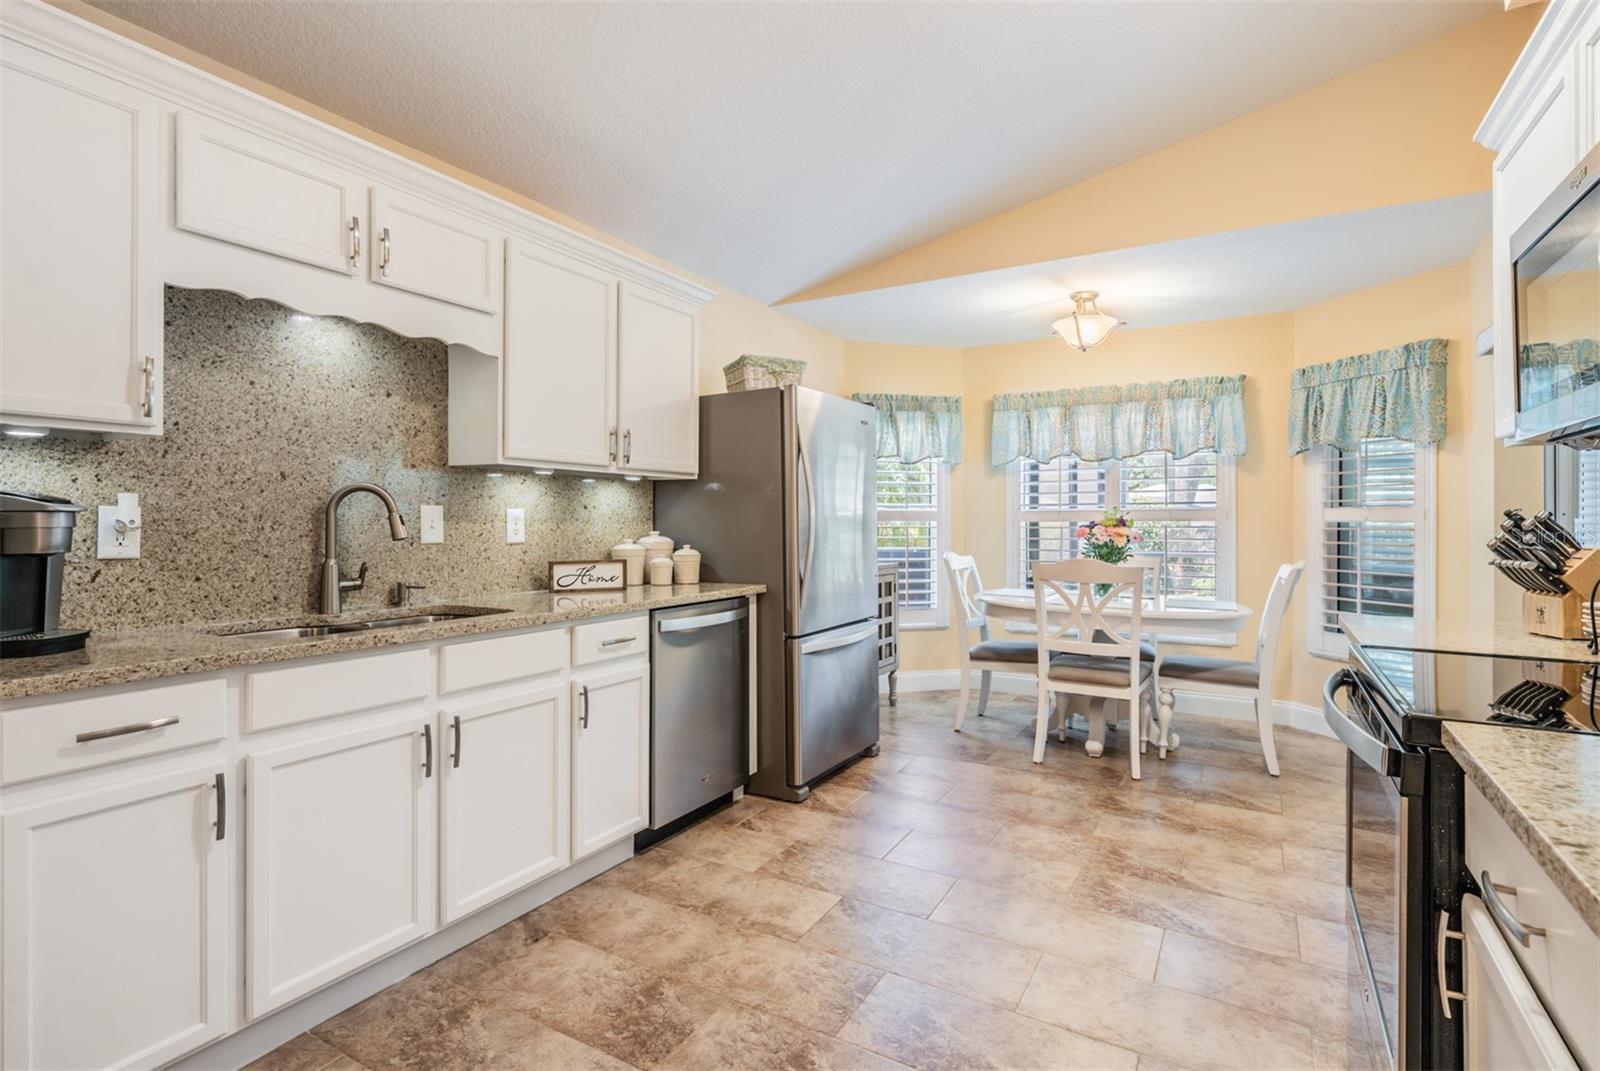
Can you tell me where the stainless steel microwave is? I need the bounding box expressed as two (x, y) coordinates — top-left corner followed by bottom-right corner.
(1512, 142), (1600, 445)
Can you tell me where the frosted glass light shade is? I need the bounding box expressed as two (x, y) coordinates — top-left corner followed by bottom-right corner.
(1052, 291), (1126, 351)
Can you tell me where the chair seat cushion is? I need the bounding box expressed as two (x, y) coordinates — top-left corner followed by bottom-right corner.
(969, 639), (1038, 663)
(1047, 653), (1153, 687)
(1158, 653), (1259, 688)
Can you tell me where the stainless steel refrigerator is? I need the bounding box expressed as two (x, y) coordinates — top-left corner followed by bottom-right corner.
(655, 386), (879, 801)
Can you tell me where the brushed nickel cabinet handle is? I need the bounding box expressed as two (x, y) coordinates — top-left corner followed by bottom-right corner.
(609, 426), (618, 463)
(349, 216), (361, 268)
(379, 226), (391, 277)
(75, 715), (179, 744)
(140, 355), (156, 418)
(622, 429), (632, 465)
(1481, 870), (1546, 947)
(599, 636), (635, 647)
(1436, 909), (1463, 1018)
(422, 722), (433, 778)
(579, 685), (590, 729)
(213, 771), (226, 842)
(451, 714), (462, 769)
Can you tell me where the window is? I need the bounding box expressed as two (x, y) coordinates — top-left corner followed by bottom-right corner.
(1306, 437), (1435, 659)
(1007, 450), (1235, 608)
(875, 457), (949, 627)
(1550, 445), (1600, 547)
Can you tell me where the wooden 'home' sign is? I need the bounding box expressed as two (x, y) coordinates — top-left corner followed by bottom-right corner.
(550, 560), (625, 592)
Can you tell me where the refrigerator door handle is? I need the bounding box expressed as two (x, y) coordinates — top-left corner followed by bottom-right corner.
(797, 438), (816, 595)
(800, 623), (878, 654)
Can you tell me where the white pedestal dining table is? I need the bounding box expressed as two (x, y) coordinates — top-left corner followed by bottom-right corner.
(976, 586), (1253, 759)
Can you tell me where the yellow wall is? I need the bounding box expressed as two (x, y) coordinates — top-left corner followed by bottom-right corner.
(844, 259), (1547, 709)
(53, 1), (848, 396)
(788, 7), (1539, 304)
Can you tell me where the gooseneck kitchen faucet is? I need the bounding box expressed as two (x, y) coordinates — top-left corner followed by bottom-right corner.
(320, 483), (408, 613)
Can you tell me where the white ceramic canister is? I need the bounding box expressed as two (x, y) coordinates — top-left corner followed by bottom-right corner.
(638, 530), (674, 563)
(610, 540), (647, 586)
(648, 556), (674, 586)
(672, 544), (702, 585)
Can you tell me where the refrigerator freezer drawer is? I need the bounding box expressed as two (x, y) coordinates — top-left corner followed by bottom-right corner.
(787, 620), (879, 785)
(650, 599), (749, 829)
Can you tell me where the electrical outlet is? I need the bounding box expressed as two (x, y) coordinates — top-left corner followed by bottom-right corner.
(420, 504), (444, 544)
(505, 508), (526, 544)
(96, 493), (142, 559)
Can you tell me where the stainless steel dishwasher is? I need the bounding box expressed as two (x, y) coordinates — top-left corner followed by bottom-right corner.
(649, 598), (750, 830)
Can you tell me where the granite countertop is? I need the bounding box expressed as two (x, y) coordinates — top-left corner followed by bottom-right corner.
(1443, 722), (1600, 937)
(1341, 614), (1600, 663)
(0, 583), (764, 702)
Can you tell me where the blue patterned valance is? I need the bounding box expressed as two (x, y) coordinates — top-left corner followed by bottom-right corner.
(852, 393), (963, 465)
(989, 375), (1247, 467)
(1288, 338), (1446, 456)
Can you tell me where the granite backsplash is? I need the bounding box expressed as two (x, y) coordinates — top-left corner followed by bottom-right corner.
(0, 287), (652, 632)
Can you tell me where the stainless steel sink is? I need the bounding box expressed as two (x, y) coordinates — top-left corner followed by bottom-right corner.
(212, 608), (507, 641)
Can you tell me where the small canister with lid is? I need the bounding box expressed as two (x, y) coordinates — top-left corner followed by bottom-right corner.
(648, 556), (675, 586)
(610, 540), (646, 586)
(672, 544), (702, 585)
(638, 530), (674, 566)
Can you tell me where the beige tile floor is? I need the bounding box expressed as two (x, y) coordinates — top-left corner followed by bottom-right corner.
(250, 691), (1372, 1071)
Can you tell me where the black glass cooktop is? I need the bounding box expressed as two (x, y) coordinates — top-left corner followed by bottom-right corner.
(1354, 643), (1600, 747)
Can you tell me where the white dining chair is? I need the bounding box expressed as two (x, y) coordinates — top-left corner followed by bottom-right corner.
(1154, 561), (1304, 776)
(1031, 559), (1155, 779)
(944, 552), (1038, 732)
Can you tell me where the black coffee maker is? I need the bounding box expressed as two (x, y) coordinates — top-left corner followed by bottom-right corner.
(1, 491), (90, 657)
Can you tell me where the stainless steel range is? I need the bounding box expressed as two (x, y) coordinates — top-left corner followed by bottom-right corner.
(1325, 641), (1600, 1070)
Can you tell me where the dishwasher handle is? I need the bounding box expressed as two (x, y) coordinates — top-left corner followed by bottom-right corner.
(657, 606), (748, 634)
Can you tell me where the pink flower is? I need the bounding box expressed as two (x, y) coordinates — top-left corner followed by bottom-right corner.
(1075, 525), (1089, 539)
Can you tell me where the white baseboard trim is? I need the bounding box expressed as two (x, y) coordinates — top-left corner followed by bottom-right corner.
(882, 669), (1332, 738)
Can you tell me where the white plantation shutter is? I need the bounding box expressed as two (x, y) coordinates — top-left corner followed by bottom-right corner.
(1576, 450), (1600, 547)
(1308, 437), (1431, 657)
(1011, 451), (1232, 605)
(875, 458), (947, 624)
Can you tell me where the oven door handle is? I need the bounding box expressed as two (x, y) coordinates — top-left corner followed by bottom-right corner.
(1323, 669), (1400, 777)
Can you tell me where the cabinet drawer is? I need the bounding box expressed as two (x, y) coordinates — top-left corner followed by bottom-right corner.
(438, 628), (567, 695)
(1, 676), (226, 784)
(1464, 781), (1600, 1069)
(244, 647), (431, 732)
(572, 615), (649, 667)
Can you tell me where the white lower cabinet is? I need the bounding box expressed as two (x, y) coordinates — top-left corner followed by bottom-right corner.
(571, 662), (650, 861)
(439, 683), (571, 923)
(1, 762), (230, 1070)
(245, 709), (437, 1019)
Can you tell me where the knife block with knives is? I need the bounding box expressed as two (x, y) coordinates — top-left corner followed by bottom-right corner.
(1490, 509), (1597, 639)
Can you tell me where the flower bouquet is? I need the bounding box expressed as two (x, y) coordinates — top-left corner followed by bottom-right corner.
(1075, 511), (1142, 596)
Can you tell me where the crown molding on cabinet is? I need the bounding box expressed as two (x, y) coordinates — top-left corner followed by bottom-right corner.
(1477, 1), (1590, 150)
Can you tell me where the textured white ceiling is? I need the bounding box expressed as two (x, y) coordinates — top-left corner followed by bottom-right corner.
(780, 194), (1490, 347)
(91, 0), (1497, 304)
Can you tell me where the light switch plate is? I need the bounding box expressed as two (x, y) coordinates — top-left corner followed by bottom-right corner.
(420, 504), (444, 544)
(505, 508), (526, 544)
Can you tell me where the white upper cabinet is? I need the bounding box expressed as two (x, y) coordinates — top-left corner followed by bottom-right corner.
(439, 684), (571, 923)
(0, 40), (161, 435)
(2, 763), (230, 1070)
(570, 662), (649, 861)
(1478, 3), (1599, 439)
(245, 710), (436, 1019)
(176, 111), (363, 276)
(370, 185), (502, 314)
(502, 239), (617, 468)
(617, 283), (700, 477)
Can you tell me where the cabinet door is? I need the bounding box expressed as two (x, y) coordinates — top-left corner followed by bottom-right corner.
(1462, 896), (1579, 1071)
(246, 710), (436, 1018)
(503, 238), (617, 467)
(617, 283), (699, 476)
(439, 684), (571, 923)
(370, 185), (501, 314)
(1492, 57), (1579, 437)
(0, 42), (160, 432)
(176, 111), (363, 275)
(571, 663), (649, 860)
(2, 763), (229, 1070)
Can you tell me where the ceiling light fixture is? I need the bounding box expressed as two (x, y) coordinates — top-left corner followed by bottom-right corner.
(1052, 290), (1125, 352)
